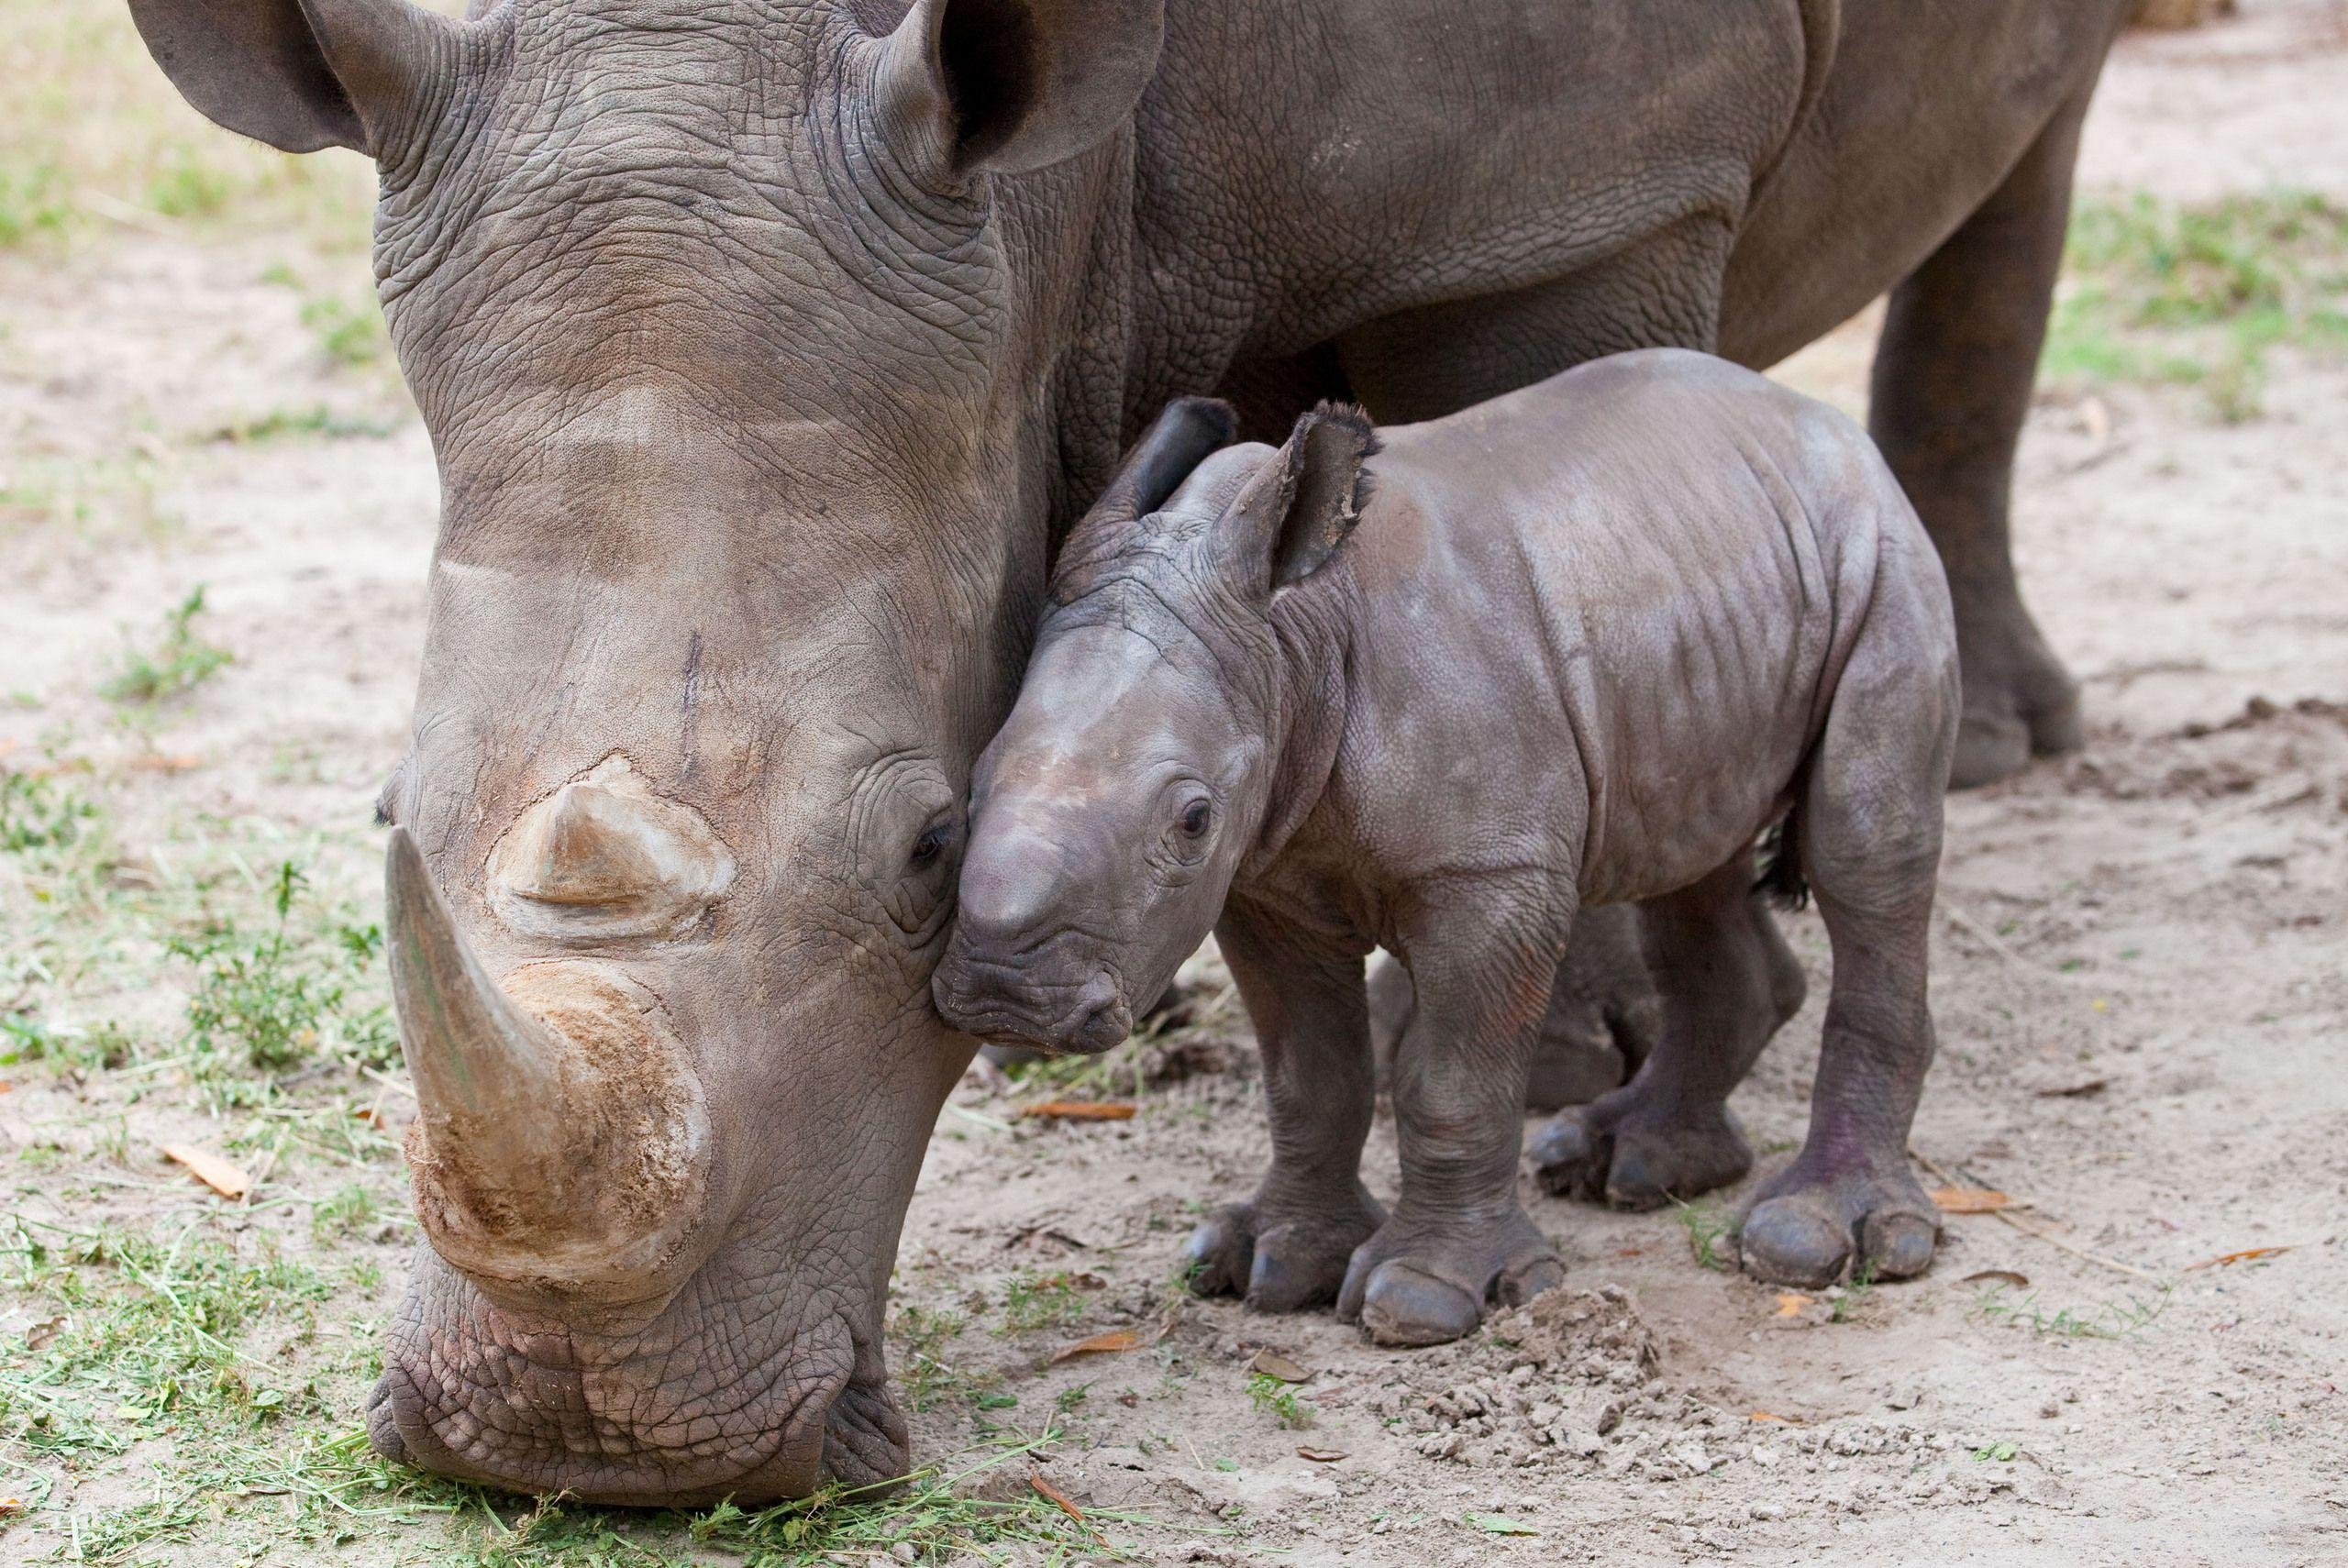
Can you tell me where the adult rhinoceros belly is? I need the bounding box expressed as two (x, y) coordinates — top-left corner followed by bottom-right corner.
(1718, 0), (2133, 370)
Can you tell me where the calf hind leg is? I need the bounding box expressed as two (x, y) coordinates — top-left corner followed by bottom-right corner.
(1529, 859), (1806, 1209)
(1736, 583), (1960, 1287)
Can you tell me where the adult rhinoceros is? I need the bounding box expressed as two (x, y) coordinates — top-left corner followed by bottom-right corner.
(131, 0), (2128, 1504)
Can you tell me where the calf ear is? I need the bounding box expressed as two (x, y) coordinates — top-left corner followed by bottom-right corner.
(127, 0), (462, 157)
(1086, 397), (1241, 527)
(876, 0), (1163, 181)
(1223, 404), (1379, 591)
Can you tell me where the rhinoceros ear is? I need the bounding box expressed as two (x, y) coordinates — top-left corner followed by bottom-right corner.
(876, 0), (1164, 181)
(1221, 404), (1380, 592)
(127, 0), (464, 157)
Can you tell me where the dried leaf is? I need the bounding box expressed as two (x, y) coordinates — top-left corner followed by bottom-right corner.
(161, 1143), (251, 1199)
(0, 1497), (21, 1518)
(24, 1316), (61, 1352)
(1050, 1328), (1145, 1364)
(1747, 1410), (1805, 1425)
(1963, 1269), (2032, 1290)
(1773, 1292), (1812, 1318)
(2035, 1078), (2109, 1099)
(124, 753), (203, 774)
(1465, 1511), (1540, 1536)
(1296, 1446), (1347, 1463)
(1247, 1349), (1312, 1384)
(1020, 1100), (1136, 1121)
(2187, 1244), (2296, 1271)
(1028, 1470), (1084, 1523)
(1930, 1187), (2011, 1214)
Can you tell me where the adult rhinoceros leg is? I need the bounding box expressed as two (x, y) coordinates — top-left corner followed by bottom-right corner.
(1868, 81), (2097, 789)
(1368, 903), (1657, 1114)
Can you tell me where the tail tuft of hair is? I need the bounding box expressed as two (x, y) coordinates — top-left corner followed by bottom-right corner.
(1754, 812), (1810, 912)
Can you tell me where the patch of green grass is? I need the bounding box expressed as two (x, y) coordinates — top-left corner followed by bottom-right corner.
(309, 1182), (380, 1243)
(0, 1013), (134, 1072)
(169, 858), (397, 1081)
(0, 157), (72, 247)
(1828, 1261), (1878, 1324)
(996, 1269), (1092, 1334)
(1672, 1199), (1733, 1273)
(889, 1302), (987, 1413)
(1246, 1372), (1311, 1429)
(0, 451), (178, 550)
(1972, 1282), (2171, 1340)
(300, 293), (391, 370)
(99, 584), (232, 709)
(2045, 189), (2348, 422)
(0, 0), (375, 256)
(0, 1215), (333, 1458)
(206, 403), (400, 445)
(0, 766), (95, 854)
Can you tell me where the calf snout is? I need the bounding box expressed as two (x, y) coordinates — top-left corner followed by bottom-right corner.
(933, 935), (1133, 1055)
(935, 817), (1135, 1053)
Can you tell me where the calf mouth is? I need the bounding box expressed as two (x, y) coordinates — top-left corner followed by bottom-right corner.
(932, 953), (1133, 1055)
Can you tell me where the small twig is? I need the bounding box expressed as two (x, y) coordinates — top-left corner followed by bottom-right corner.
(1937, 903), (2088, 985)
(360, 1065), (415, 1099)
(1911, 1147), (2161, 1282)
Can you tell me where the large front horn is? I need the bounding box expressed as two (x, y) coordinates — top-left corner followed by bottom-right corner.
(385, 829), (711, 1298)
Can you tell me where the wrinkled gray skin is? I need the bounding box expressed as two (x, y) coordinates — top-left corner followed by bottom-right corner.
(936, 353), (1961, 1344)
(129, 0), (2123, 1502)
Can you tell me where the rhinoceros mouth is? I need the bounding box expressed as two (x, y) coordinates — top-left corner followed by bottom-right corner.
(367, 1253), (903, 1506)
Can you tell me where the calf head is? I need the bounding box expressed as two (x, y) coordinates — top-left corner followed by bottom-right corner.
(935, 398), (1378, 1050)
(132, 0), (1165, 1507)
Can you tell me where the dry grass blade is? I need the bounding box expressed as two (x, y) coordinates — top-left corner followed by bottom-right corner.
(1028, 1470), (1086, 1524)
(2185, 1244), (2298, 1271)
(1931, 1187), (2014, 1214)
(1020, 1100), (1137, 1121)
(1912, 1148), (2161, 1281)
(1050, 1327), (1146, 1364)
(161, 1143), (252, 1199)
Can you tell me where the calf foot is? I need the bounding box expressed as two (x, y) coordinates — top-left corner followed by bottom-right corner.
(1735, 1158), (1940, 1289)
(1335, 1207), (1564, 1347)
(1183, 1185), (1385, 1313)
(1528, 1089), (1753, 1210)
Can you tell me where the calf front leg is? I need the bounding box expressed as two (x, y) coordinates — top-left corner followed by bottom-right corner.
(1337, 888), (1568, 1346)
(1182, 907), (1382, 1312)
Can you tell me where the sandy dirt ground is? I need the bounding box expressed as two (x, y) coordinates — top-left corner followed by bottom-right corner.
(2, 5), (2343, 1565)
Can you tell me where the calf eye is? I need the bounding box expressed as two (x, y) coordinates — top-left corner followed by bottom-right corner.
(1180, 800), (1212, 837)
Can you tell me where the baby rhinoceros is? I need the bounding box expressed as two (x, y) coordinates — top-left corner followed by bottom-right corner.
(933, 349), (1961, 1346)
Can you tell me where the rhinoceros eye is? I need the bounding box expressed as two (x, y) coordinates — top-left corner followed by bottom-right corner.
(1179, 799), (1211, 838)
(909, 819), (955, 869)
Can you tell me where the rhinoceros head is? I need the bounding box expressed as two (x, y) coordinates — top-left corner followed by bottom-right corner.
(130, 0), (1164, 1504)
